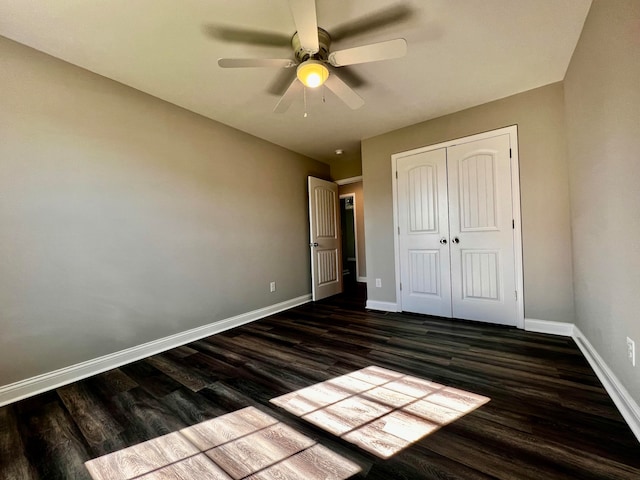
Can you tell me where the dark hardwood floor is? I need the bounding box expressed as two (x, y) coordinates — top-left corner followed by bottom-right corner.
(1, 286), (639, 479)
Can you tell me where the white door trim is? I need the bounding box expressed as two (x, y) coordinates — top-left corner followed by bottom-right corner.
(391, 125), (524, 329)
(335, 175), (363, 185)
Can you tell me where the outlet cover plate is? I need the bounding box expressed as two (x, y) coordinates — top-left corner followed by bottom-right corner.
(627, 337), (636, 367)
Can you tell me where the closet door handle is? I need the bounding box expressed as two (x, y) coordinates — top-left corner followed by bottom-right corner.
(439, 237), (447, 245)
(452, 237), (460, 244)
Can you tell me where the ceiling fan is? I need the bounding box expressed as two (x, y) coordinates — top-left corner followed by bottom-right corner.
(216, 0), (409, 113)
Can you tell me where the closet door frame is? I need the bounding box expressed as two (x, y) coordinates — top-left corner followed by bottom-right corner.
(391, 125), (524, 329)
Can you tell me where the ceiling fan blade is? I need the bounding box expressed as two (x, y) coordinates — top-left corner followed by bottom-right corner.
(327, 65), (368, 89)
(289, 0), (319, 54)
(328, 38), (407, 67)
(330, 4), (414, 42)
(218, 58), (296, 68)
(274, 78), (303, 113)
(204, 25), (291, 47)
(324, 73), (364, 110)
(267, 69), (297, 96)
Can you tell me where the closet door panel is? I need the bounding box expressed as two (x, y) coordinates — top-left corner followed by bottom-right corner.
(396, 148), (452, 317)
(447, 134), (517, 325)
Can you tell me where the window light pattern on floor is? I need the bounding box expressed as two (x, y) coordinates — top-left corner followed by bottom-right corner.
(84, 406), (361, 480)
(270, 366), (490, 459)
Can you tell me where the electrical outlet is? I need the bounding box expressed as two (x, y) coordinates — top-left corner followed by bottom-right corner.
(270, 281), (276, 293)
(375, 278), (382, 288)
(627, 337), (636, 367)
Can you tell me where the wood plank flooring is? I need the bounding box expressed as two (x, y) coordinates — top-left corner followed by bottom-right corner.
(1, 287), (639, 479)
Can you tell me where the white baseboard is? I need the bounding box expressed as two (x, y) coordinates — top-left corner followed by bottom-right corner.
(572, 326), (640, 443)
(0, 294), (311, 408)
(524, 318), (574, 336)
(357, 276), (367, 283)
(365, 300), (399, 312)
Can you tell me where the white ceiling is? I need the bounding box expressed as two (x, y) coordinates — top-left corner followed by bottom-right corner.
(0, 0), (591, 164)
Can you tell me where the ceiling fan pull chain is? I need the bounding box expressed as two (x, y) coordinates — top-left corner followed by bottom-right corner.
(303, 87), (308, 118)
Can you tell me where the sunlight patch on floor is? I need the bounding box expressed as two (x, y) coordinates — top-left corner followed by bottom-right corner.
(85, 366), (489, 478)
(84, 406), (361, 480)
(270, 366), (490, 459)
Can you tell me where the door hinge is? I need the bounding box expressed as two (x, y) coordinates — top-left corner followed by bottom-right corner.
(512, 219), (515, 229)
(509, 148), (512, 158)
(398, 226), (400, 235)
(395, 171), (398, 179)
(515, 290), (518, 300)
(400, 282), (402, 291)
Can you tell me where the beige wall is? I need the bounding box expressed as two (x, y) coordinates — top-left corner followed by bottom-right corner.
(338, 181), (366, 279)
(0, 36), (329, 387)
(362, 82), (574, 323)
(327, 152), (363, 181)
(564, 0), (640, 402)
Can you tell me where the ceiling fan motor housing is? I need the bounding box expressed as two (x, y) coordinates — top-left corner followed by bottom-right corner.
(292, 27), (331, 63)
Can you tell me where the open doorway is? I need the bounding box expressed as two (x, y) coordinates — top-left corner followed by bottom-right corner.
(340, 194), (358, 293)
(336, 178), (367, 304)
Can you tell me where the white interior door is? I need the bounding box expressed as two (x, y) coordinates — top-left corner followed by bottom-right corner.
(308, 177), (342, 301)
(448, 134), (517, 325)
(394, 132), (518, 326)
(397, 148), (452, 316)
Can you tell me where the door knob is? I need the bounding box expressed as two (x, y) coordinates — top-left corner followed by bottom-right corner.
(439, 237), (447, 245)
(452, 237), (460, 244)
(310, 242), (319, 247)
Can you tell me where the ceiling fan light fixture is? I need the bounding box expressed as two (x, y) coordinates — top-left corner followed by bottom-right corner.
(297, 60), (329, 88)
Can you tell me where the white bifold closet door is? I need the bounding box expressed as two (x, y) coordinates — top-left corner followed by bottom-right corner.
(397, 134), (517, 326)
